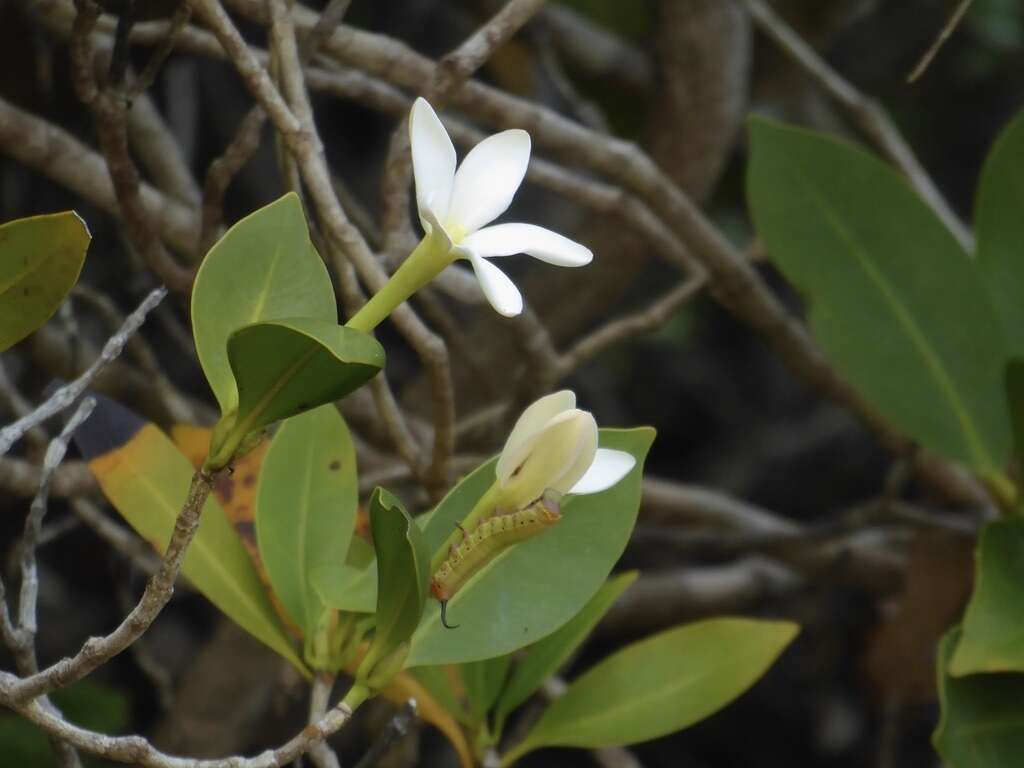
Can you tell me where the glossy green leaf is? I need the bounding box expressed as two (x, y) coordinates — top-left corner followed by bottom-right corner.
(312, 559), (376, 614)
(256, 404), (357, 635)
(495, 571), (638, 728)
(748, 117), (1011, 471)
(406, 428), (654, 668)
(361, 488), (431, 677)
(934, 626), (1024, 767)
(411, 665), (473, 725)
(461, 655), (512, 725)
(504, 618), (798, 762)
(951, 518), (1024, 674)
(977, 108), (1024, 357)
(191, 192), (336, 414)
(226, 316), (384, 437)
(0, 211), (89, 352)
(81, 401), (308, 675)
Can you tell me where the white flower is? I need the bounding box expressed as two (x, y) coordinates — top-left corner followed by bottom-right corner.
(494, 390), (636, 509)
(409, 97), (593, 317)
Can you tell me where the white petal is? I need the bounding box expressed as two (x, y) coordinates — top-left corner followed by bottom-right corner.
(461, 223), (593, 267)
(409, 98), (456, 228)
(549, 411), (599, 493)
(468, 253), (523, 318)
(447, 129), (530, 233)
(421, 204), (453, 253)
(568, 448), (636, 495)
(497, 410), (589, 508)
(497, 390), (576, 483)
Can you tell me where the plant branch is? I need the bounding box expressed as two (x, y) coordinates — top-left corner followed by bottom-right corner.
(0, 287), (167, 457)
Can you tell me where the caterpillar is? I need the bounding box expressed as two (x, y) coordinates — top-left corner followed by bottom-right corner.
(431, 496), (562, 629)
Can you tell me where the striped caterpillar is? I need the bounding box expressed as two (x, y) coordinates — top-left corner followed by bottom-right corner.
(431, 496), (562, 629)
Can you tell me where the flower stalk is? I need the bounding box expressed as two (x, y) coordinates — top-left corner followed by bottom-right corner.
(345, 233), (451, 333)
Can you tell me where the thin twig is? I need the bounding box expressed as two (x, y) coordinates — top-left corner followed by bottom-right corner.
(352, 699), (418, 768)
(907, 0), (974, 83)
(738, 0), (972, 250)
(128, 1), (193, 98)
(17, 398), (97, 637)
(3, 469), (214, 703)
(1, 398), (95, 768)
(307, 674), (342, 768)
(71, 0), (195, 293)
(0, 287), (166, 457)
(4, 691), (357, 768)
(0, 93), (198, 255)
(559, 274), (705, 374)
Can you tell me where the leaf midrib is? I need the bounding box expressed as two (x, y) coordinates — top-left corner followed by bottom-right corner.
(529, 653), (762, 747)
(297, 437), (315, 631)
(797, 169), (992, 470)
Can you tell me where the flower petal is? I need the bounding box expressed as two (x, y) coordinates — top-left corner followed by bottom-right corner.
(461, 223), (593, 267)
(497, 390), (576, 483)
(568, 448), (636, 495)
(410, 98), (456, 228)
(468, 253), (523, 318)
(497, 410), (589, 508)
(550, 411), (599, 493)
(421, 203), (453, 253)
(447, 129), (530, 233)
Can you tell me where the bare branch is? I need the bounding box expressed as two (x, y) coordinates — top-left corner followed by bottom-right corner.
(907, 0), (975, 83)
(0, 457), (97, 498)
(70, 0), (195, 293)
(738, 0), (972, 250)
(432, 0), (547, 102)
(308, 674), (342, 768)
(3, 469), (214, 703)
(17, 398), (96, 637)
(4, 691), (356, 768)
(560, 275), (705, 374)
(0, 95), (198, 255)
(127, 92), (202, 208)
(128, 1), (193, 98)
(0, 287), (167, 457)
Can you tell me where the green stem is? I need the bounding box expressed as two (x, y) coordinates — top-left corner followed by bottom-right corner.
(346, 235), (451, 333)
(430, 481), (504, 573)
(341, 681), (372, 713)
(982, 470), (1018, 516)
(498, 740), (531, 768)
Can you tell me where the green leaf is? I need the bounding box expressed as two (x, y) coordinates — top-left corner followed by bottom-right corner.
(505, 618), (798, 762)
(256, 404), (358, 636)
(411, 665), (474, 725)
(406, 428), (654, 668)
(0, 211), (89, 352)
(361, 488), (432, 678)
(312, 560), (376, 614)
(747, 117), (1011, 471)
(80, 398), (308, 675)
(1007, 360), (1024, 459)
(951, 518), (1024, 674)
(494, 571), (638, 728)
(934, 626), (1024, 767)
(977, 108), (1024, 358)
(461, 655), (512, 725)
(228, 317), (384, 437)
(191, 192), (336, 414)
